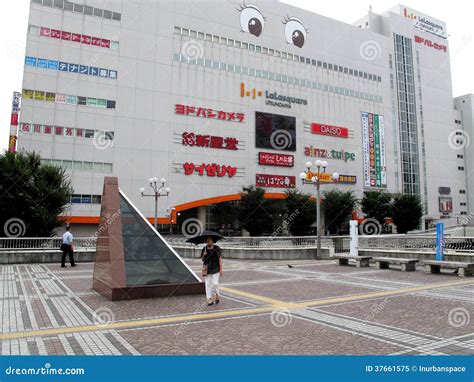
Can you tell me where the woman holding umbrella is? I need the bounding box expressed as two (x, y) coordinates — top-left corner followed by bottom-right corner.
(201, 235), (223, 305)
(186, 230), (224, 306)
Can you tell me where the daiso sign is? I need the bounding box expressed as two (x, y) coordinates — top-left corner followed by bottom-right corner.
(311, 123), (349, 139)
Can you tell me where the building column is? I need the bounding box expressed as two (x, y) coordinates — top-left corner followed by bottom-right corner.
(197, 206), (207, 230)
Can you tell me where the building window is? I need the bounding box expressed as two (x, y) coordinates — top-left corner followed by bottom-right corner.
(460, 190), (466, 194)
(28, 25), (39, 35)
(458, 166), (465, 171)
(460, 202), (467, 206)
(43, 159), (112, 173)
(73, 3), (83, 12)
(457, 154), (464, 159)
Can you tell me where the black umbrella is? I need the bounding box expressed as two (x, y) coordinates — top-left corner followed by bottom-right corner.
(186, 230), (223, 245)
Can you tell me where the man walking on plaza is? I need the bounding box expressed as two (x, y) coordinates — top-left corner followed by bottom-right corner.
(61, 226), (76, 268)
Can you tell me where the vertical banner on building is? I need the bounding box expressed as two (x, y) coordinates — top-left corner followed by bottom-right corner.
(379, 115), (387, 187)
(435, 223), (444, 261)
(361, 113), (371, 188)
(362, 112), (386, 188)
(349, 220), (359, 257)
(8, 91), (21, 153)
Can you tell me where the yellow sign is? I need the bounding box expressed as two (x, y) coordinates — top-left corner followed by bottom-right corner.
(303, 171), (333, 184)
(8, 135), (17, 153)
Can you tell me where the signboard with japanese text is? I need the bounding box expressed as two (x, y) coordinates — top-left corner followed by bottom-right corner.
(362, 112), (386, 188)
(256, 174), (296, 188)
(258, 152), (294, 167)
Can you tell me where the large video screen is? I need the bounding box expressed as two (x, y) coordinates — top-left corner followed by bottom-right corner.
(255, 112), (296, 152)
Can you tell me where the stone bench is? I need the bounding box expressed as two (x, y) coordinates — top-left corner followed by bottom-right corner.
(373, 257), (419, 272)
(334, 255), (372, 268)
(423, 260), (474, 277)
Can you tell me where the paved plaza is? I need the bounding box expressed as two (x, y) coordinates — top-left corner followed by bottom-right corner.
(0, 259), (473, 355)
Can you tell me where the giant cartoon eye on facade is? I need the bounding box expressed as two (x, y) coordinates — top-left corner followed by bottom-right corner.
(283, 16), (307, 48)
(238, 3), (266, 37)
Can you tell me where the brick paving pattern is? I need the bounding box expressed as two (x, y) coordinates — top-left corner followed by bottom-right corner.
(1, 259), (473, 355)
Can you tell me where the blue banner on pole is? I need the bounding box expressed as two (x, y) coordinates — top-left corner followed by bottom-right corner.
(0, 356), (472, 382)
(436, 222), (444, 261)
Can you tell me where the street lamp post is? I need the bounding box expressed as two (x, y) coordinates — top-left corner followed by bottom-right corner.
(166, 207), (176, 235)
(139, 177), (170, 231)
(299, 160), (339, 259)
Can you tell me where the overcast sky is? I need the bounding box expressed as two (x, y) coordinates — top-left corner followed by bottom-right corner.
(0, 0), (472, 152)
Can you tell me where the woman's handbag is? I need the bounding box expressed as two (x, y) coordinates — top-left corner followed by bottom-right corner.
(60, 243), (67, 252)
(202, 264), (208, 277)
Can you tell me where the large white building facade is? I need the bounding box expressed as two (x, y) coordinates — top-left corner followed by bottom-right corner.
(15, 0), (471, 233)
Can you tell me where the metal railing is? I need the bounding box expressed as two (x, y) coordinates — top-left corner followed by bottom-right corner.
(0, 237), (97, 250)
(167, 236), (333, 249)
(0, 235), (329, 251)
(1, 235), (472, 253)
(332, 235), (474, 253)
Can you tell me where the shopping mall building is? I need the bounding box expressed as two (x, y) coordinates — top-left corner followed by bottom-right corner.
(12, 0), (473, 234)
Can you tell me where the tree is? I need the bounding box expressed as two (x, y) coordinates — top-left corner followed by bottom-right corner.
(391, 193), (423, 233)
(236, 185), (281, 236)
(284, 189), (316, 236)
(322, 189), (358, 234)
(0, 151), (72, 237)
(361, 190), (392, 224)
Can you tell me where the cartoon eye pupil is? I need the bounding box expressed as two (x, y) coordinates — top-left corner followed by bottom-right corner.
(292, 30), (304, 48)
(248, 18), (262, 36)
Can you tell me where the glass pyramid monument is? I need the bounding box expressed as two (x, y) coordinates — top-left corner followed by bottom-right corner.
(93, 177), (204, 300)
